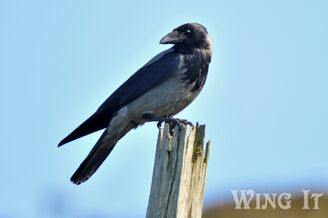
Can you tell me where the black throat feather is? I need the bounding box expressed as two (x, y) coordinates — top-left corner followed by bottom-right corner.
(175, 46), (211, 93)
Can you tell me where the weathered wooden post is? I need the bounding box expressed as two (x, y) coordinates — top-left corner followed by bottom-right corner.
(146, 123), (210, 218)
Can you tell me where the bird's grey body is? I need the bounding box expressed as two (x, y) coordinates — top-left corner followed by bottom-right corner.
(59, 23), (212, 184)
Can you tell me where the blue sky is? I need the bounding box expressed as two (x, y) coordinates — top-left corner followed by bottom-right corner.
(0, 0), (327, 217)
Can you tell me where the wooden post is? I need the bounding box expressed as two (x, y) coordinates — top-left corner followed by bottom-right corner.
(146, 123), (210, 218)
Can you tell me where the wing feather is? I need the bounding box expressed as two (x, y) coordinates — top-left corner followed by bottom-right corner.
(58, 49), (179, 146)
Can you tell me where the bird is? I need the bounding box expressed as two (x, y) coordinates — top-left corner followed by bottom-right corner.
(58, 23), (212, 185)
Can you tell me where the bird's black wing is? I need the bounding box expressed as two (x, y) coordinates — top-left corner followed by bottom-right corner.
(58, 49), (180, 146)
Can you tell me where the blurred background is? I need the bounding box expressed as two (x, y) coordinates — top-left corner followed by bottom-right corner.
(0, 0), (327, 217)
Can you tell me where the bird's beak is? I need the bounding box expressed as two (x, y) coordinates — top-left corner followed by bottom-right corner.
(160, 31), (184, 44)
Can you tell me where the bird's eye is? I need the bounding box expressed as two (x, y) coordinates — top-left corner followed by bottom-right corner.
(185, 29), (192, 37)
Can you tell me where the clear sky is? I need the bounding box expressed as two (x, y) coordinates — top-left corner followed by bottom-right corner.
(0, 0), (327, 217)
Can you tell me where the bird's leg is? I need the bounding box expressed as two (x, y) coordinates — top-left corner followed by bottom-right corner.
(157, 120), (163, 128)
(142, 113), (193, 135)
(164, 115), (194, 127)
(173, 118), (194, 127)
(142, 113), (165, 128)
(143, 113), (193, 127)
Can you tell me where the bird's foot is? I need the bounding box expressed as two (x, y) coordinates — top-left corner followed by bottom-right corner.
(162, 117), (193, 128)
(143, 113), (193, 135)
(162, 117), (193, 135)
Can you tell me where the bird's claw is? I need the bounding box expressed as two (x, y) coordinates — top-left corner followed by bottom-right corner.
(142, 113), (193, 134)
(160, 117), (193, 128)
(157, 117), (194, 135)
(161, 118), (193, 136)
(157, 121), (163, 128)
(175, 118), (194, 127)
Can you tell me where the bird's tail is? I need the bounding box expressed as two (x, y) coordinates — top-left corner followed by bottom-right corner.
(70, 123), (134, 185)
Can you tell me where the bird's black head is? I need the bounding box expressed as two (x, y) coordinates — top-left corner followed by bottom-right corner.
(160, 23), (211, 50)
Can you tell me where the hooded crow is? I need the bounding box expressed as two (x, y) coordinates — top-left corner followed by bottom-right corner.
(59, 23), (212, 184)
